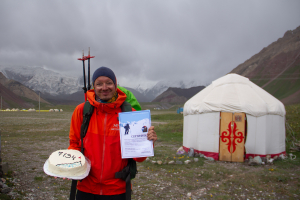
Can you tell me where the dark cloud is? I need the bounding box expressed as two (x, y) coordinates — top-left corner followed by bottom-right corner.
(1, 0), (300, 88)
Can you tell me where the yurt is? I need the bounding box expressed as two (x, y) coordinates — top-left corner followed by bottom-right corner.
(183, 74), (286, 162)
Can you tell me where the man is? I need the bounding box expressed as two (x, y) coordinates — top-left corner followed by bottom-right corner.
(68, 66), (157, 199)
(124, 123), (130, 135)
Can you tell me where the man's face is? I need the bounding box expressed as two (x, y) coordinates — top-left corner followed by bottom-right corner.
(94, 76), (116, 101)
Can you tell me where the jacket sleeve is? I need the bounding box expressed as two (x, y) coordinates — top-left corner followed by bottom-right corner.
(68, 103), (84, 151)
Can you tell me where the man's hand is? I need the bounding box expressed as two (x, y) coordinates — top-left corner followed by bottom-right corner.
(147, 126), (157, 144)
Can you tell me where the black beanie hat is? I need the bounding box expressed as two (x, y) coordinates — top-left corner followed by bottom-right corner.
(92, 66), (117, 87)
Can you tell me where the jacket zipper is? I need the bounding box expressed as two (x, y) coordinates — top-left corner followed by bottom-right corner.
(100, 112), (107, 195)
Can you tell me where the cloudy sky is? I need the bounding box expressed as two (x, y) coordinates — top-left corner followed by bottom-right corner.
(1, 0), (300, 88)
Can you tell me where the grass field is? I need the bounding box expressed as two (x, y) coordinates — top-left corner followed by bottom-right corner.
(0, 104), (299, 199)
(250, 64), (300, 100)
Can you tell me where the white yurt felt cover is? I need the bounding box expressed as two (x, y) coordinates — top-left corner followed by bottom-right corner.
(184, 74), (285, 117)
(183, 74), (286, 160)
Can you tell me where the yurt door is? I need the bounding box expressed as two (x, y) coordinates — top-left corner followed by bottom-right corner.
(219, 112), (245, 162)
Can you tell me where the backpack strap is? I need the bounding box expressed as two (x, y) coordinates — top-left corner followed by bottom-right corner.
(121, 101), (132, 112)
(80, 101), (94, 154)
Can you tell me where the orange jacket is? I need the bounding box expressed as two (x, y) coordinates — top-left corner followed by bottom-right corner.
(68, 89), (146, 195)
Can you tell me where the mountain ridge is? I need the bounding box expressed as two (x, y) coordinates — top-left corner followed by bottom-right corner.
(0, 65), (207, 102)
(0, 72), (50, 108)
(152, 86), (205, 103)
(0, 65), (82, 95)
(230, 25), (300, 104)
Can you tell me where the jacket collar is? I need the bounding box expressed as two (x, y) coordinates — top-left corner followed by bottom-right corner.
(86, 88), (127, 112)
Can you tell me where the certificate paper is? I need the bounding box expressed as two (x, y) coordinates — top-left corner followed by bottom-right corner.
(119, 110), (154, 158)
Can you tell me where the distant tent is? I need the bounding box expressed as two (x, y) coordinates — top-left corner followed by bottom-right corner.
(177, 107), (183, 114)
(183, 74), (286, 162)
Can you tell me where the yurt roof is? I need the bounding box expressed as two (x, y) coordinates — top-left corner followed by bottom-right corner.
(184, 74), (286, 117)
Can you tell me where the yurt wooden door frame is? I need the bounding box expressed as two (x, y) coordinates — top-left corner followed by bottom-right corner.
(219, 112), (246, 162)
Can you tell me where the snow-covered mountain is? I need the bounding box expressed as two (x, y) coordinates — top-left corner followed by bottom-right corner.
(0, 65), (82, 95)
(135, 79), (206, 101)
(0, 65), (206, 102)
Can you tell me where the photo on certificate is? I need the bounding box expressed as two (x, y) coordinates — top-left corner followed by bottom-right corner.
(119, 110), (154, 158)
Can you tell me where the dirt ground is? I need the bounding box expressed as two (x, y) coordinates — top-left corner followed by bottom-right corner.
(1, 111), (299, 200)
(3, 139), (299, 200)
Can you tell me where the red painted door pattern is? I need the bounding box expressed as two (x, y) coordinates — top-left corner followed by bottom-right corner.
(219, 112), (245, 162)
(220, 121), (244, 153)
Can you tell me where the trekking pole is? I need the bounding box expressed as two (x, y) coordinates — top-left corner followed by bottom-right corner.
(78, 50), (88, 101)
(69, 180), (77, 200)
(86, 47), (95, 90)
(71, 50), (87, 200)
